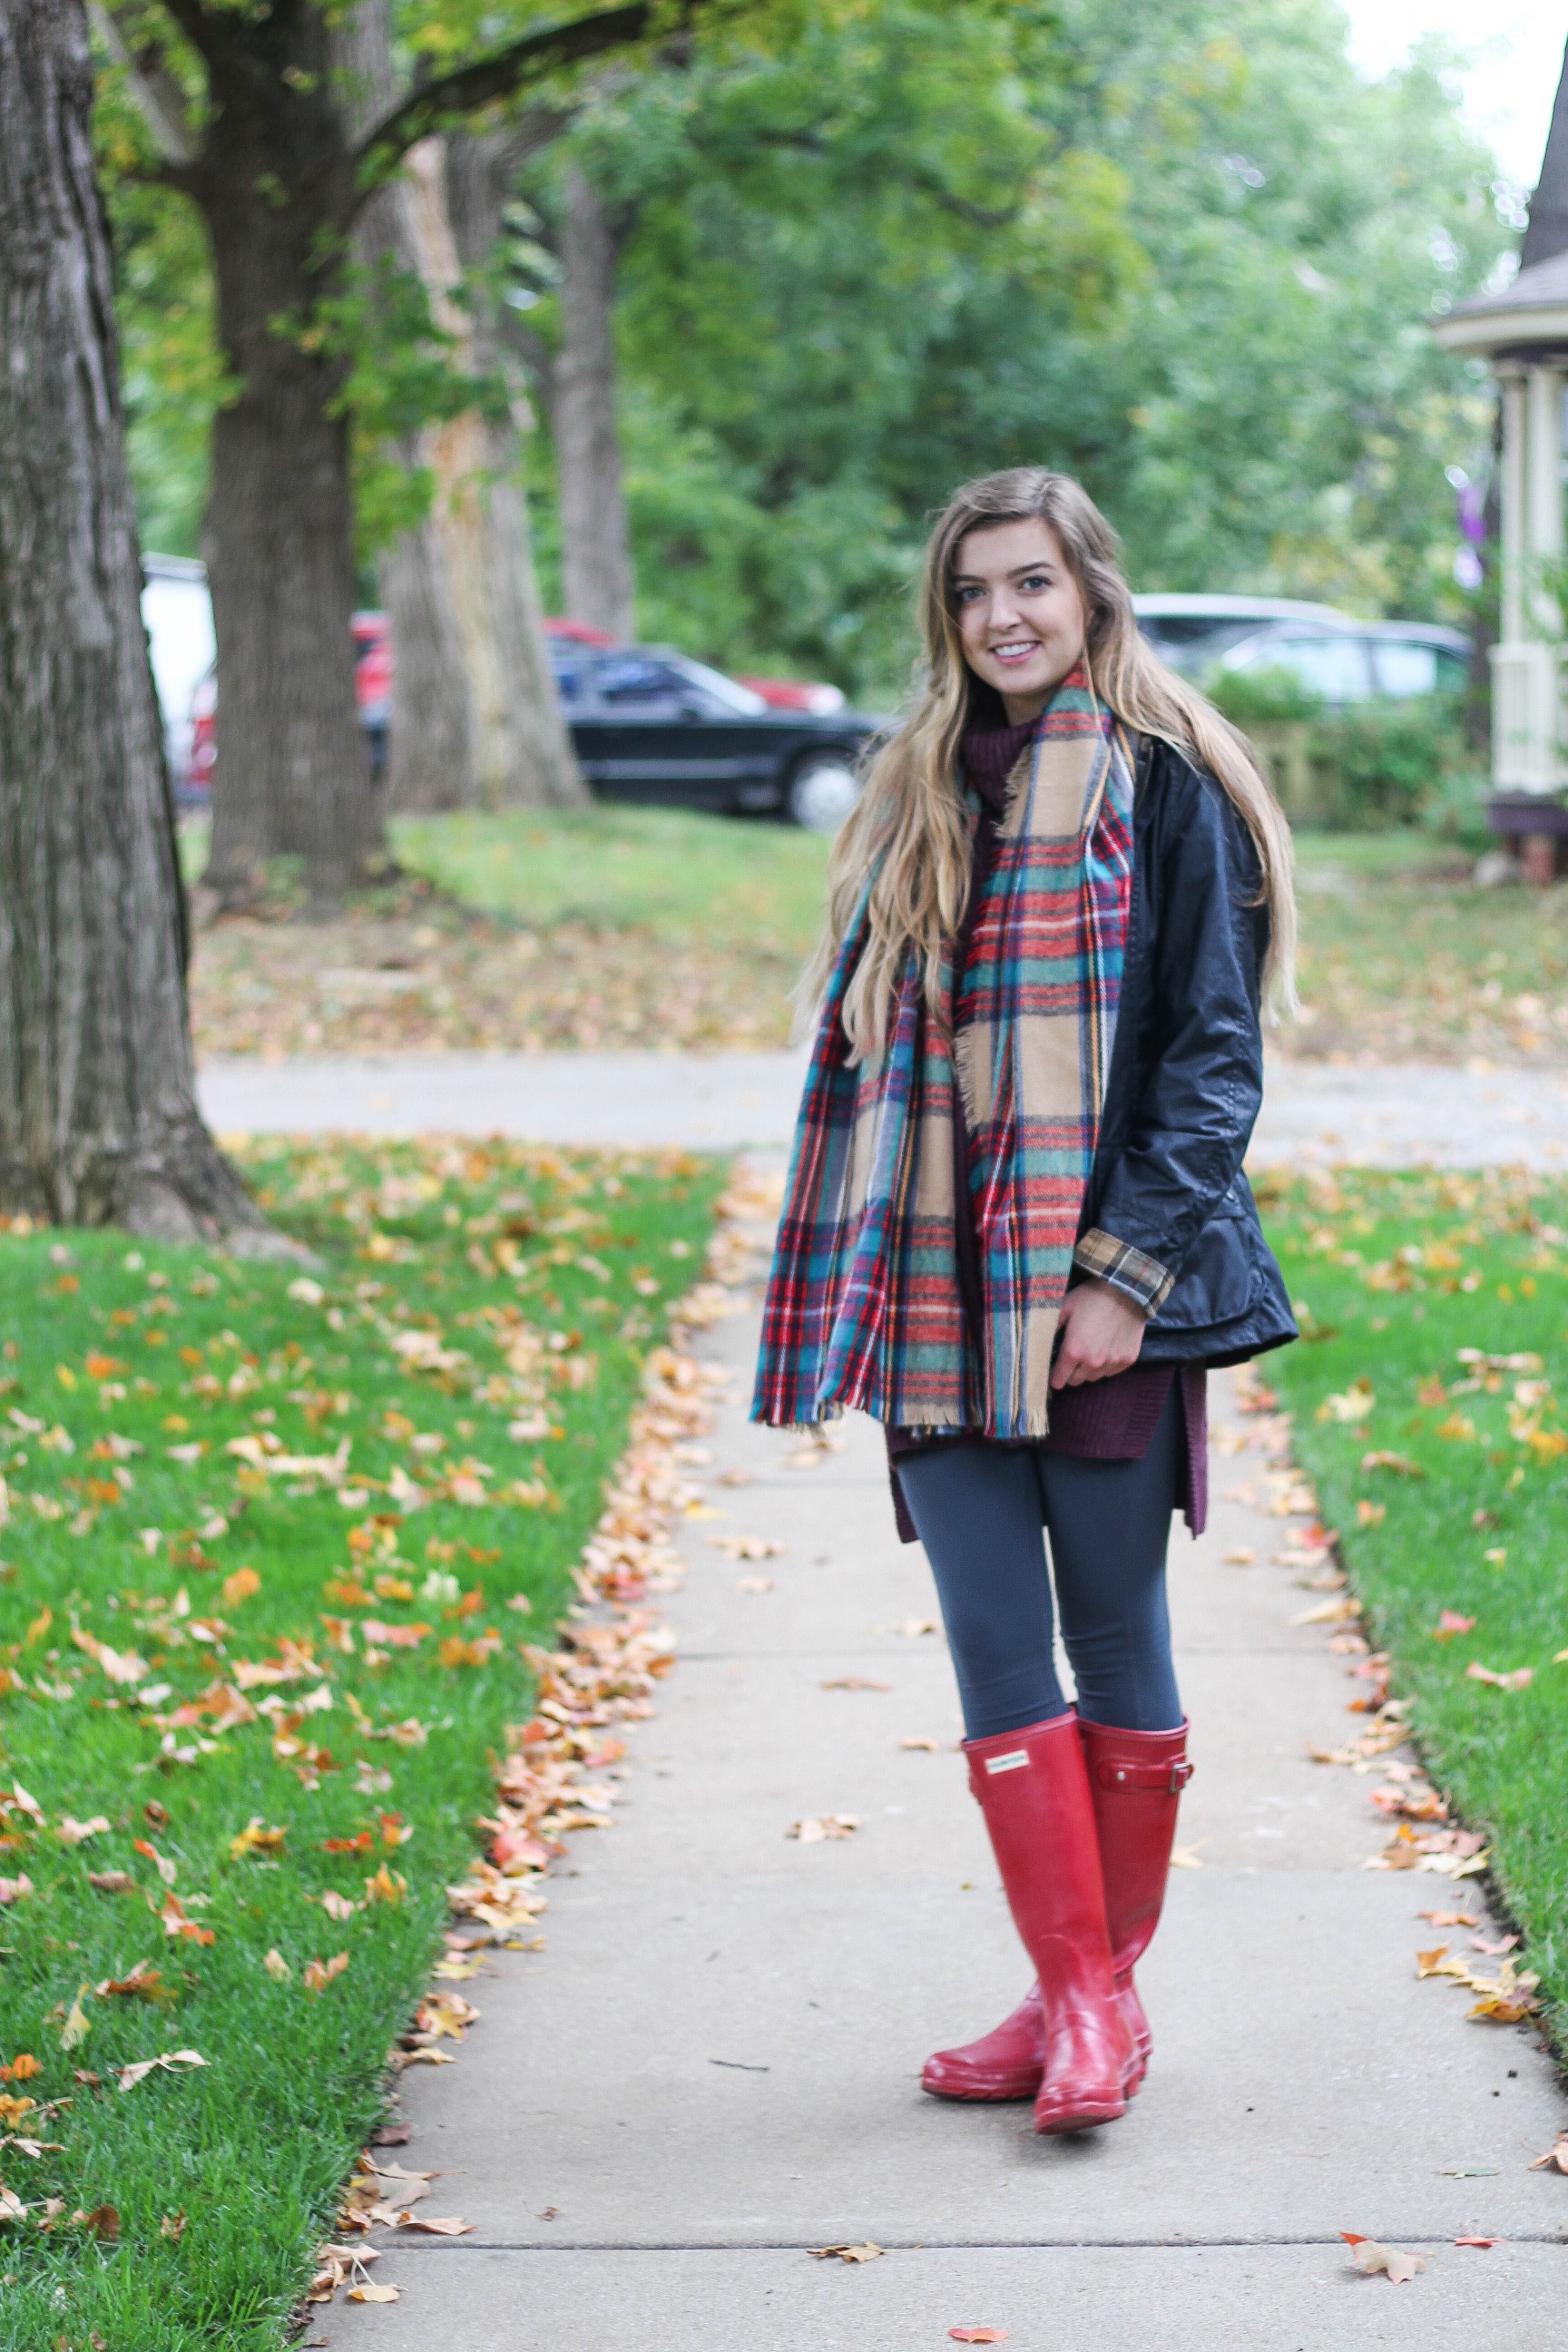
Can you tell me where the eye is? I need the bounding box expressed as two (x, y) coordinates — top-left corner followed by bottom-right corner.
(954, 583), (985, 605)
(1019, 571), (1054, 593)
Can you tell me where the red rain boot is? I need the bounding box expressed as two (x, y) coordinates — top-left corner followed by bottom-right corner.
(1078, 1715), (1193, 2092)
(930, 1713), (1133, 2134)
(922, 1715), (1192, 2103)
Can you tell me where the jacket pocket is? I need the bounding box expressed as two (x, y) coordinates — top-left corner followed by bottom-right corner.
(1149, 1191), (1260, 1330)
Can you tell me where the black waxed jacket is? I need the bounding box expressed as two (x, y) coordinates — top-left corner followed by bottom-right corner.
(1076, 735), (1297, 1368)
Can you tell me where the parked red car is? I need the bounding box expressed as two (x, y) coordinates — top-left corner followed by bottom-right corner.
(187, 611), (393, 803)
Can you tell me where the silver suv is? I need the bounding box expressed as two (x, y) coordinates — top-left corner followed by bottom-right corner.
(1132, 593), (1468, 702)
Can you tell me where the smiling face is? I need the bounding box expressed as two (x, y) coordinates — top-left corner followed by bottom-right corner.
(951, 518), (1089, 723)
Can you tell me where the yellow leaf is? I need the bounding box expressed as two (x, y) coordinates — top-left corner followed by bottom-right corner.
(348, 2282), (401, 2302)
(60, 1984), (92, 2051)
(229, 1817), (287, 1862)
(222, 1566), (261, 1607)
(263, 1948), (292, 1983)
(304, 1951), (350, 1993)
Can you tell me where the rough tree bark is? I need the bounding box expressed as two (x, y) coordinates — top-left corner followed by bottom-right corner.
(198, 16), (382, 909)
(334, 0), (475, 815)
(442, 130), (586, 807)
(99, 0), (671, 895)
(0, 0), (273, 1241)
(555, 163), (636, 641)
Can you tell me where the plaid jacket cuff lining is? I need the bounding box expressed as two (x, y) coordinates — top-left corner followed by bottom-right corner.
(1073, 1227), (1175, 1315)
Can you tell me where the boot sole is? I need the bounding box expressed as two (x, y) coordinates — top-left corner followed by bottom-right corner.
(1034, 2094), (1127, 2134)
(923, 2045), (1149, 2104)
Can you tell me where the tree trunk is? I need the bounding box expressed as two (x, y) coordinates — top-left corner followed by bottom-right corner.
(556, 162), (635, 642)
(441, 132), (587, 808)
(0, 0), (272, 1244)
(201, 184), (382, 906)
(381, 519), (475, 810)
(193, 14), (385, 910)
(335, 0), (476, 815)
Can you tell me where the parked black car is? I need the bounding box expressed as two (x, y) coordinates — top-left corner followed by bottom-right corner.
(548, 642), (881, 830)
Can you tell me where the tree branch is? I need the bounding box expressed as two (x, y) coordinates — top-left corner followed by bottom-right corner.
(92, 0), (201, 170)
(346, 3), (701, 217)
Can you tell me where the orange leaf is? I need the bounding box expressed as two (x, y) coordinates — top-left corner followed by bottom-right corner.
(221, 1566), (261, 1607)
(303, 1952), (350, 1993)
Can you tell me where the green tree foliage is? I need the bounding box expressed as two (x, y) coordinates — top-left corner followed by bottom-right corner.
(528, 0), (1514, 695)
(106, 0), (1515, 696)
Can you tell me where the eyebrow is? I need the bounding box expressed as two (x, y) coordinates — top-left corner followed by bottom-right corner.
(952, 560), (1059, 584)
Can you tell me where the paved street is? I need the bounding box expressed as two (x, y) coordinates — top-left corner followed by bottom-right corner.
(199, 1050), (1568, 1168)
(322, 1216), (1568, 2352)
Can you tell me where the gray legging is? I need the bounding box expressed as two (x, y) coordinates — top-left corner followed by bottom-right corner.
(894, 1385), (1183, 1740)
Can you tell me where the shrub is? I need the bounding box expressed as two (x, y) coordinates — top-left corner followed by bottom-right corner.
(1207, 666), (1477, 830)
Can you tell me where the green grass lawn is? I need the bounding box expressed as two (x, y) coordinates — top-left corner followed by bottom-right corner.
(0, 1141), (721, 2347)
(1260, 1166), (1568, 2050)
(1288, 831), (1568, 1063)
(390, 805), (830, 965)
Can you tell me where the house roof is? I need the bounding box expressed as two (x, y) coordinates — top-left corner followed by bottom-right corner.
(1436, 251), (1568, 357)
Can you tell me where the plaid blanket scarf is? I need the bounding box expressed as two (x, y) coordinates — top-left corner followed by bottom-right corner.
(752, 669), (1136, 1439)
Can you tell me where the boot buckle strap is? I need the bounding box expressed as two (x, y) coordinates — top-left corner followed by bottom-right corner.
(1095, 1757), (1194, 1795)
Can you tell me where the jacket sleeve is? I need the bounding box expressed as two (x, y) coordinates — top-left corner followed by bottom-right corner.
(1074, 755), (1268, 1311)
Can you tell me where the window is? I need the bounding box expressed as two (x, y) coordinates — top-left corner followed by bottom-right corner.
(594, 656), (684, 705)
(1235, 633), (1371, 703)
(1371, 640), (1438, 698)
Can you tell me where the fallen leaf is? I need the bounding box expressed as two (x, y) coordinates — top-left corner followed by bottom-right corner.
(348, 2283), (401, 2303)
(264, 1948), (292, 1982)
(60, 1985), (92, 2051)
(229, 1818), (287, 1862)
(898, 1618), (937, 1637)
(221, 1566), (261, 1607)
(158, 1891), (215, 1946)
(1440, 2161), (1498, 2178)
(118, 2049), (206, 2091)
(1292, 1597), (1360, 1625)
(734, 1575), (774, 1593)
(808, 2242), (884, 2262)
(1528, 2132), (1568, 2174)
(1455, 2236), (1498, 2248)
(1223, 1547), (1256, 1566)
(1431, 1611), (1476, 1641)
(1359, 1452), (1425, 1478)
(1340, 2232), (1426, 2283)
(81, 2203), (120, 2241)
(821, 1676), (890, 1691)
(787, 1816), (860, 1843)
(56, 1816), (111, 1847)
(899, 1735), (941, 1751)
(1465, 1661), (1533, 1691)
(0, 2054), (41, 2082)
(95, 1960), (168, 2003)
(321, 1890), (358, 1922)
(304, 1952), (350, 1993)
(1417, 1910), (1477, 1928)
(0, 1874), (35, 1906)
(1170, 1840), (1209, 1870)
(397, 2214), (473, 2236)
(1356, 1500), (1387, 1527)
(949, 2333), (1008, 2345)
(160, 2210), (186, 2239)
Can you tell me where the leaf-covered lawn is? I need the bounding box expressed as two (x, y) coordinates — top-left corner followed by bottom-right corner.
(1260, 1165), (1568, 2049)
(184, 805), (829, 1055)
(1281, 833), (1568, 1064)
(0, 1139), (722, 2347)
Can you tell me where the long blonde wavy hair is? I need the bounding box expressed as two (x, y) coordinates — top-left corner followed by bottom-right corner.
(814, 468), (1297, 1058)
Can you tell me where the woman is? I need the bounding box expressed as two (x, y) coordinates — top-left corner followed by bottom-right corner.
(752, 468), (1297, 2137)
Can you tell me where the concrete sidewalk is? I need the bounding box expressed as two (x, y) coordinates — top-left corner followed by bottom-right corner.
(326, 1232), (1567, 2351)
(197, 1049), (1568, 1167)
